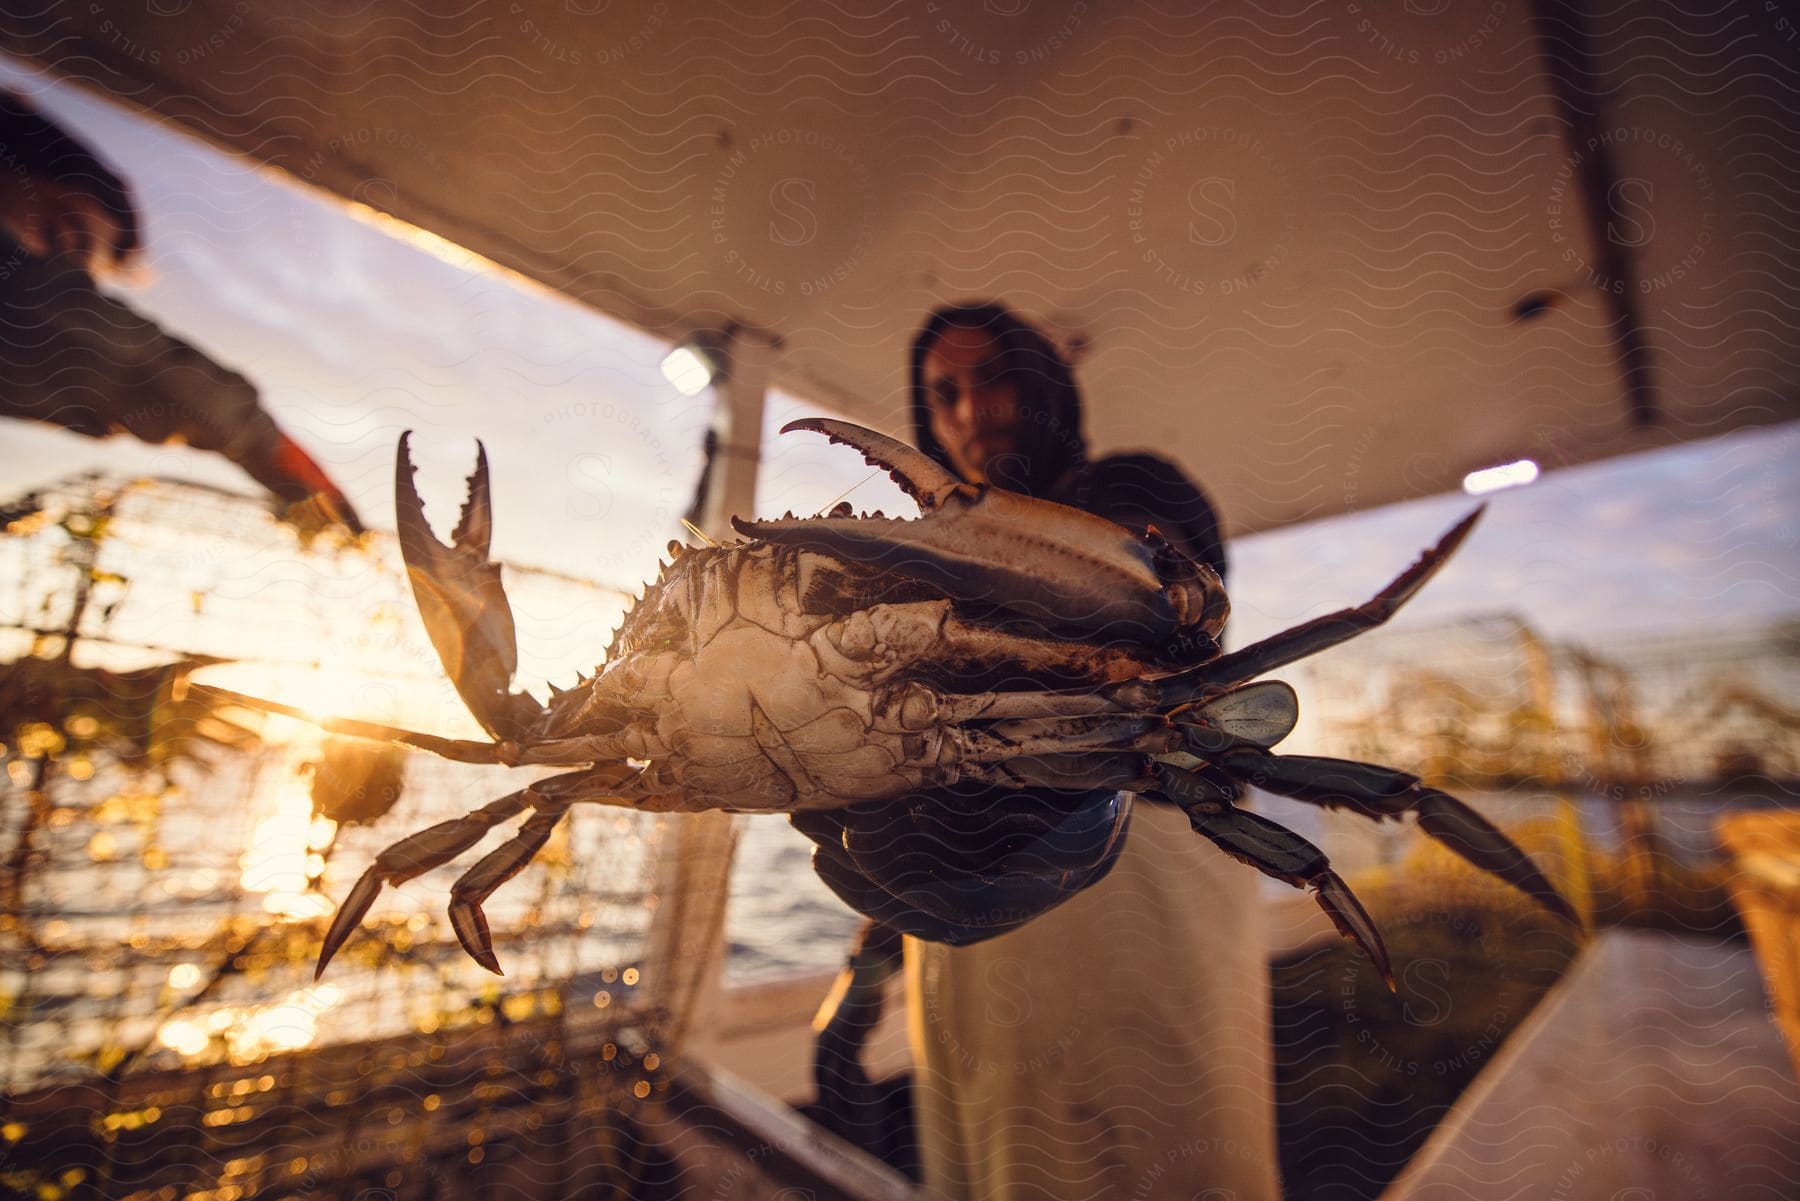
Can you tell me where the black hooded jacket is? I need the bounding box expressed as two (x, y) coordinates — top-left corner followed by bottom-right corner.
(908, 304), (1228, 584)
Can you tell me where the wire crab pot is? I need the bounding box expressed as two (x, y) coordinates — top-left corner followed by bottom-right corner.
(1, 474), (700, 1194)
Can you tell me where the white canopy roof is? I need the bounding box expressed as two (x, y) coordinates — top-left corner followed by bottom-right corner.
(4, 0), (1793, 532)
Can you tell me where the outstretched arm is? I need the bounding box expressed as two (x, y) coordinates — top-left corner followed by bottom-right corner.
(0, 235), (362, 530)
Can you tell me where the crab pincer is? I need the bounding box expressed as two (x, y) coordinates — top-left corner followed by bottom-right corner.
(1157, 759), (1396, 989)
(394, 432), (540, 742)
(736, 419), (1230, 647)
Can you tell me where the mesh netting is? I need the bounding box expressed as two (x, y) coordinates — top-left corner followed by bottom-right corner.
(1, 474), (673, 1096)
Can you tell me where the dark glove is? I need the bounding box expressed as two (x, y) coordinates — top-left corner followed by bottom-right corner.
(791, 781), (1133, 947)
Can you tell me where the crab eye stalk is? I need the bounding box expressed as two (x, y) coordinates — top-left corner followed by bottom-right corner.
(1147, 531), (1230, 640)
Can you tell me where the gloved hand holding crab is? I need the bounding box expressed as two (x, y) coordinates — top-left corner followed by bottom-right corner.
(211, 416), (1577, 988)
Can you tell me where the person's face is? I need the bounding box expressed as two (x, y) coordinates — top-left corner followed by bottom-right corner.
(922, 325), (1024, 485)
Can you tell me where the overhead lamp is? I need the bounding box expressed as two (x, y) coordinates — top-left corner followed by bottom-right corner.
(1461, 459), (1539, 496)
(660, 325), (737, 397)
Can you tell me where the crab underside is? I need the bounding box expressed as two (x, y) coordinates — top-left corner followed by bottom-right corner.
(206, 420), (1577, 987)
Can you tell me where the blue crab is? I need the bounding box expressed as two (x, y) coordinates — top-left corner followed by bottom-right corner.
(220, 419), (1575, 985)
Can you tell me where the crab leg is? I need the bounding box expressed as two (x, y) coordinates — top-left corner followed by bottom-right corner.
(1149, 761), (1395, 988)
(958, 751), (1154, 794)
(1188, 507), (1484, 693)
(395, 433), (544, 741)
(929, 611), (1217, 684)
(1172, 681), (1299, 748)
(317, 788), (533, 979)
(925, 677), (1292, 741)
(449, 805), (566, 974)
(921, 683), (1296, 791)
(193, 684), (509, 765)
(928, 685), (1158, 723)
(316, 764), (643, 978)
(945, 714), (1181, 762)
(1213, 748), (1580, 926)
(194, 684), (624, 769)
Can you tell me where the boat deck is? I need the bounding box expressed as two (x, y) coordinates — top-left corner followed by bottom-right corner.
(1385, 929), (1800, 1200)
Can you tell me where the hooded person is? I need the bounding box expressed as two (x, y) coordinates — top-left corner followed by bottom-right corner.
(907, 301), (1226, 579)
(800, 302), (1276, 1197)
(897, 302), (1275, 1201)
(0, 91), (362, 533)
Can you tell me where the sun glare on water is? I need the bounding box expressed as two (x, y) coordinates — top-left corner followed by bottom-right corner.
(237, 761), (337, 920)
(180, 661), (452, 919)
(155, 984), (345, 1064)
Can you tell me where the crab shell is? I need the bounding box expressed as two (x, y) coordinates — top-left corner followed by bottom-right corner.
(492, 420), (1232, 818)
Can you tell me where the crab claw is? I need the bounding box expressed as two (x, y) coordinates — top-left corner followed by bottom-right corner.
(395, 433), (539, 740)
(737, 421), (1226, 648)
(778, 418), (973, 512)
(1413, 789), (1582, 927)
(316, 867), (384, 980)
(1313, 872), (1396, 991)
(448, 901), (500, 976)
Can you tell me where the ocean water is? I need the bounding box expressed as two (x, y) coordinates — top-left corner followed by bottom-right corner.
(724, 814), (863, 985)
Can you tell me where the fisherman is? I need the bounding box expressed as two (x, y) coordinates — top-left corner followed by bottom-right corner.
(0, 91), (361, 532)
(806, 302), (1278, 1200)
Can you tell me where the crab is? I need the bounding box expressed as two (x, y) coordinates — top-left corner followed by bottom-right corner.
(216, 419), (1576, 986)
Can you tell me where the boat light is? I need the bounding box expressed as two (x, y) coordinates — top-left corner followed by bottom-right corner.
(660, 327), (735, 396)
(1462, 459), (1539, 495)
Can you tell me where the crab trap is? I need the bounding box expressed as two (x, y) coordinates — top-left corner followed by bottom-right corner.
(0, 474), (742, 1198)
